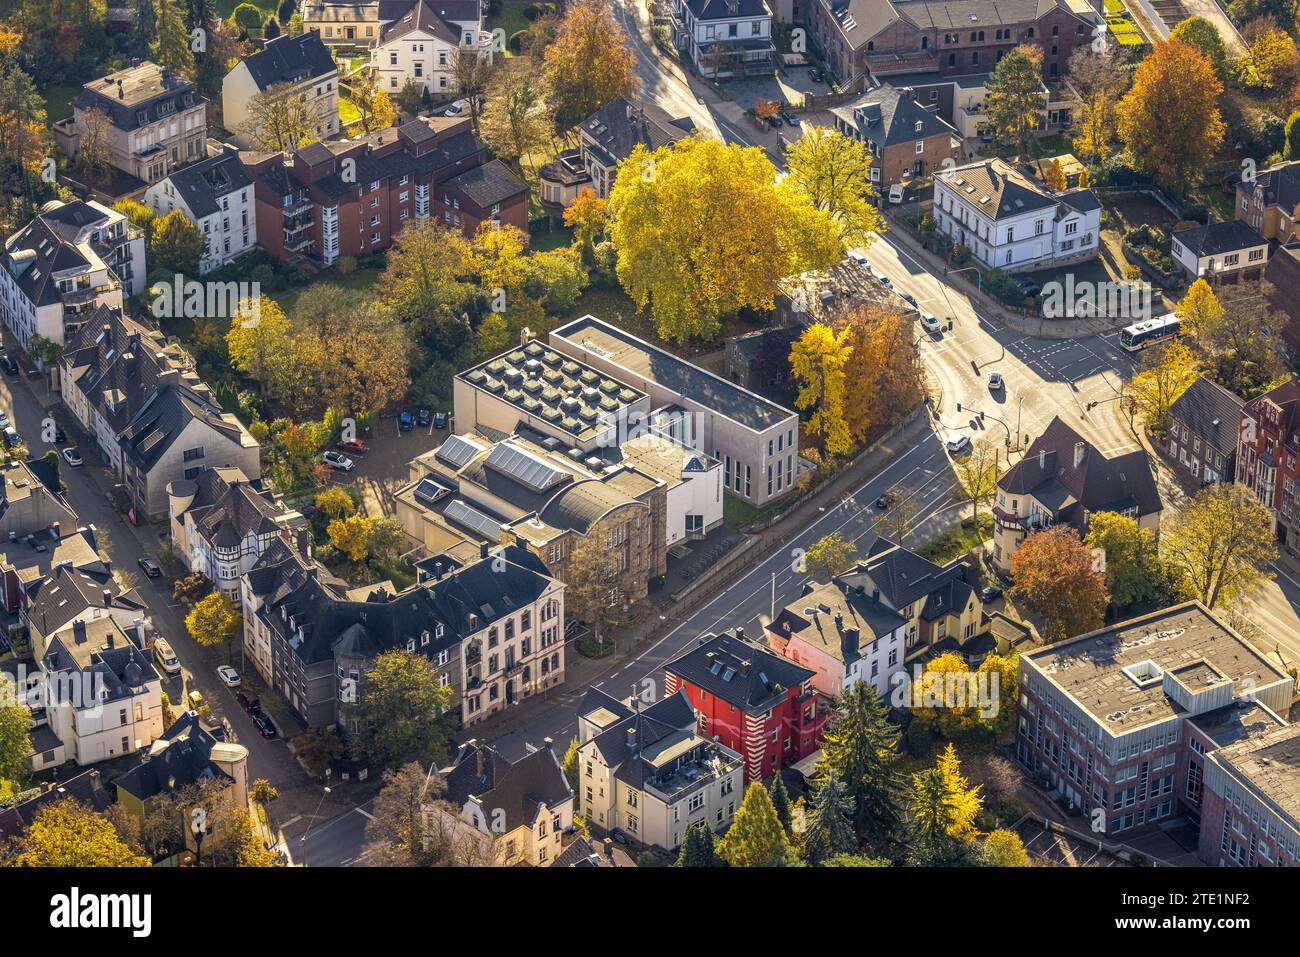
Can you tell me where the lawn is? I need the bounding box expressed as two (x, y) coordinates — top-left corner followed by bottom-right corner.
(339, 97), (363, 126)
(278, 266), (383, 317)
(917, 514), (993, 564)
(42, 85), (81, 125)
(488, 1), (541, 53)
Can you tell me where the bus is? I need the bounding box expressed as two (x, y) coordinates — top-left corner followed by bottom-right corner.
(1118, 313), (1181, 351)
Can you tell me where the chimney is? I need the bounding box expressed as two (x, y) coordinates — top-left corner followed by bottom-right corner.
(474, 742), (483, 777)
(479, 541), (489, 560)
(158, 368), (180, 388)
(1038, 449), (1045, 470)
(73, 619), (87, 643)
(103, 588), (112, 606)
(1073, 441), (1086, 469)
(117, 79), (124, 99)
(468, 612), (479, 630)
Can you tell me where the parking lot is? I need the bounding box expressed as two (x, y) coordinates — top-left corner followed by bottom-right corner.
(725, 64), (830, 113)
(340, 411), (452, 518)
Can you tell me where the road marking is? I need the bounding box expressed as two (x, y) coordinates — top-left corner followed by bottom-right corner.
(281, 815), (302, 828)
(356, 808), (375, 821)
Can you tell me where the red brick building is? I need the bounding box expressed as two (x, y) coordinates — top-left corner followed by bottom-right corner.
(1236, 378), (1300, 556)
(663, 630), (829, 783)
(240, 115), (528, 265)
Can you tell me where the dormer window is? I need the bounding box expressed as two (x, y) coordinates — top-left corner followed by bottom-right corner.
(421, 630), (430, 646)
(407, 638), (416, 651)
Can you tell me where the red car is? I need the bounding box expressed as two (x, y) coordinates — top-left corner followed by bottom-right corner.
(337, 439), (369, 455)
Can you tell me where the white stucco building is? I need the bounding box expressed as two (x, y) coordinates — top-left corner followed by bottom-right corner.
(143, 148), (256, 274)
(371, 0), (490, 96)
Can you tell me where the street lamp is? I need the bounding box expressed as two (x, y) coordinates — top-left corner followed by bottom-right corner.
(944, 264), (984, 292)
(191, 807), (208, 867)
(299, 783), (332, 868)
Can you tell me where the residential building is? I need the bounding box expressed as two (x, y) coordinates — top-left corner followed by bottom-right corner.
(1264, 241), (1300, 354)
(0, 767), (114, 844)
(538, 97), (694, 208)
(933, 158), (1101, 273)
(241, 540), (565, 728)
(1164, 376), (1244, 487)
(1016, 602), (1292, 839)
(241, 116), (525, 264)
(669, 0), (775, 79)
(0, 524), (112, 617)
(806, 0), (1102, 88)
(60, 307), (261, 522)
(223, 31), (340, 149)
(303, 0), (424, 49)
(372, 0), (491, 97)
(992, 415), (1161, 573)
(1236, 159), (1300, 243)
(143, 148), (256, 274)
(664, 630), (829, 782)
(52, 60), (208, 187)
(551, 315), (802, 506)
(1, 199), (145, 349)
(829, 84), (960, 188)
(575, 687), (743, 849)
(1198, 719), (1300, 866)
(1171, 220), (1269, 285)
(766, 576), (909, 697)
(837, 536), (989, 664)
(167, 466), (308, 597)
(775, 256), (903, 328)
(25, 561), (150, 654)
(435, 738), (574, 865)
(1236, 378), (1300, 555)
(0, 459), (78, 545)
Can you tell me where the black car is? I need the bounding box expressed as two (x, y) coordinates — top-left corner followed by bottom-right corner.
(808, 67), (824, 83)
(251, 711), (278, 739)
(875, 492), (895, 509)
(53, 427), (66, 444)
(1015, 277), (1041, 297)
(137, 557), (162, 578)
(0, 355), (17, 375)
(417, 408), (432, 427)
(432, 411), (449, 430)
(765, 114), (782, 129)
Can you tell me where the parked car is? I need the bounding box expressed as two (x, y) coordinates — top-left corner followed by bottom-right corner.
(0, 355), (17, 375)
(0, 411), (8, 429)
(988, 372), (1005, 391)
(920, 312), (942, 333)
(765, 113), (782, 129)
(188, 689), (204, 710)
(808, 67), (824, 83)
(251, 710), (278, 738)
(399, 411), (414, 432)
(3, 427), (20, 448)
(1015, 277), (1041, 297)
(850, 253), (870, 268)
(981, 584), (1004, 602)
(236, 690), (260, 713)
(782, 111), (800, 125)
(153, 639), (181, 676)
(322, 450), (354, 471)
(443, 98), (470, 117)
(946, 434), (972, 455)
(137, 556), (162, 578)
(874, 270), (892, 287)
(899, 291), (917, 307)
(217, 665), (241, 688)
(417, 408), (432, 428)
(432, 411), (449, 430)
(337, 439), (369, 455)
(60, 446), (83, 467)
(875, 491), (895, 509)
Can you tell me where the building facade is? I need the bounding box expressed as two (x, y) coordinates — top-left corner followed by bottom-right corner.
(371, 0), (491, 97)
(1164, 376), (1244, 488)
(223, 32), (340, 148)
(669, 0), (776, 79)
(143, 148), (256, 274)
(1236, 378), (1300, 555)
(829, 84), (960, 189)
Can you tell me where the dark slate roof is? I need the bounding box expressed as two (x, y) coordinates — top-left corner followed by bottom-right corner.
(665, 632), (814, 711)
(832, 84), (956, 150)
(290, 128), (488, 200)
(0, 768), (116, 843)
(162, 148), (252, 220)
(1058, 189), (1102, 213)
(76, 61), (205, 133)
(118, 382), (246, 471)
(1174, 219), (1267, 258)
(3, 201), (113, 308)
(27, 562), (146, 637)
(380, 0), (462, 43)
(580, 96), (694, 170)
(997, 416), (1162, 523)
(178, 467), (289, 550)
(442, 158), (528, 210)
(552, 834), (604, 866)
(940, 158), (1059, 219)
(1169, 376), (1246, 455)
(240, 31), (336, 92)
(1248, 161), (1300, 212)
(538, 480), (642, 535)
(840, 537), (978, 617)
(42, 621), (158, 706)
(583, 689), (698, 789)
(772, 578), (909, 664)
(685, 0), (771, 19)
(442, 740), (572, 832)
(113, 711), (231, 802)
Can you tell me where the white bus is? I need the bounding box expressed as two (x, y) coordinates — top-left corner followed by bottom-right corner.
(1118, 313), (1181, 351)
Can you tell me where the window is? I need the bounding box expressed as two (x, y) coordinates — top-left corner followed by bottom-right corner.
(183, 447), (205, 462)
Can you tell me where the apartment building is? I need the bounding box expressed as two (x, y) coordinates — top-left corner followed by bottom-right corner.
(1236, 159), (1300, 243)
(1164, 376), (1244, 488)
(1171, 220), (1269, 286)
(0, 459), (77, 545)
(241, 540), (565, 728)
(575, 688), (744, 849)
(829, 84), (959, 189)
(223, 31), (340, 149)
(1236, 378), (1300, 555)
(1198, 719), (1300, 867)
(53, 60), (208, 187)
(934, 159), (1101, 273)
(0, 524), (111, 617)
(669, 0), (775, 79)
(303, 0), (424, 50)
(143, 148), (256, 274)
(664, 631), (829, 782)
(371, 0), (490, 97)
(992, 416), (1161, 573)
(241, 116), (526, 264)
(551, 315), (801, 507)
(167, 466), (307, 597)
(1016, 602), (1293, 840)
(1, 199), (145, 349)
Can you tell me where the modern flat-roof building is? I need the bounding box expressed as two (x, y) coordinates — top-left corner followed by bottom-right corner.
(551, 316), (801, 506)
(1198, 719), (1300, 866)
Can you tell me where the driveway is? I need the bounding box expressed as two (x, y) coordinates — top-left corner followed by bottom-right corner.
(347, 414), (450, 519)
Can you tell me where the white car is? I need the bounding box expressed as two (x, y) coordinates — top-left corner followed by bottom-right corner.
(0, 410), (8, 429)
(322, 450), (354, 471)
(920, 312), (942, 333)
(874, 271), (892, 288)
(217, 665), (241, 688)
(988, 372), (1004, 391)
(444, 98), (470, 117)
(61, 447), (83, 467)
(946, 434), (972, 456)
(850, 253), (870, 268)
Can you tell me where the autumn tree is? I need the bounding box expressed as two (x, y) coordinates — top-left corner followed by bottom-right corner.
(563, 186), (610, 258)
(4, 798), (151, 866)
(1127, 340), (1198, 438)
(241, 81), (321, 152)
(1009, 525), (1109, 641)
(292, 294), (411, 416)
(1085, 511), (1161, 610)
(226, 295), (297, 400)
(350, 650), (457, 767)
(350, 71), (396, 133)
(784, 127), (884, 249)
(838, 303), (926, 440)
(984, 44), (1045, 155)
(819, 680), (905, 849)
(543, 0), (636, 131)
(450, 45), (496, 128)
(716, 781), (797, 867)
(479, 64), (553, 172)
(803, 531), (858, 581)
(1237, 19), (1299, 90)
(1183, 281), (1287, 397)
(953, 437), (999, 526)
(1160, 483), (1276, 609)
(982, 828), (1032, 866)
(363, 761), (453, 866)
(1042, 157), (1067, 191)
(315, 485), (356, 520)
(561, 737), (581, 791)
(791, 322), (853, 457)
(150, 209), (205, 276)
(909, 744), (982, 865)
(1068, 43), (1128, 164)
(185, 591), (241, 658)
(328, 514), (373, 562)
(1117, 39), (1225, 193)
(1169, 16), (1229, 80)
(0, 675), (31, 795)
(77, 106), (113, 187)
(374, 218), (475, 353)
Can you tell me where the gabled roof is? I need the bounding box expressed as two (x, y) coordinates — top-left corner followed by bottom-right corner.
(831, 84), (956, 150)
(0, 767), (115, 843)
(684, 0), (771, 19)
(580, 96), (694, 170)
(1169, 376), (1245, 455)
(442, 740), (572, 832)
(175, 467), (295, 550)
(237, 31), (336, 92)
(939, 158), (1062, 219)
(840, 537), (978, 616)
(665, 632), (813, 711)
(379, 0), (463, 43)
(1173, 219), (1267, 258)
(772, 578), (908, 665)
(582, 689), (699, 788)
(441, 158), (529, 210)
(27, 562), (146, 637)
(4, 200), (125, 308)
(1246, 160), (1300, 212)
(112, 711), (232, 802)
(118, 381), (251, 471)
(157, 148), (252, 221)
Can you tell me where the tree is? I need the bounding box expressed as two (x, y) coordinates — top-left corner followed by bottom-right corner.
(1160, 483), (1276, 608)
(264, 15), (280, 38)
(909, 744), (982, 864)
(609, 138), (839, 342)
(1178, 277), (1224, 343)
(350, 650), (457, 767)
(1237, 20), (1299, 90)
(231, 1), (263, 33)
(543, 0), (636, 130)
(186, 591), (241, 655)
(1182, 281), (1287, 398)
(563, 186), (610, 257)
(1127, 340), (1198, 438)
(396, 79), (424, 116)
(350, 72), (396, 134)
(802, 770), (858, 865)
(803, 531), (857, 581)
(674, 821), (726, 867)
(1042, 157), (1067, 191)
(450, 45), (496, 129)
(115, 198), (157, 238)
(1170, 16), (1229, 80)
(769, 774), (793, 833)
(291, 296), (412, 416)
(520, 246), (588, 313)
(1068, 43), (1126, 164)
(984, 44), (1045, 156)
(226, 295), (297, 400)
(1117, 39), (1225, 193)
(366, 516), (406, 564)
(251, 779), (279, 806)
(982, 828), (1032, 866)
(790, 322), (853, 457)
(839, 303), (926, 440)
(716, 781), (797, 867)
(5, 798), (151, 866)
(363, 761), (452, 866)
(784, 127), (885, 249)
(953, 437), (998, 526)
(328, 514), (374, 562)
(76, 106), (113, 187)
(150, 209), (205, 276)
(1287, 109), (1300, 159)
(241, 81), (320, 152)
(0, 675), (31, 793)
(152, 0), (197, 78)
(1009, 526), (1109, 641)
(479, 64), (553, 172)
(561, 737), (580, 791)
(562, 537), (629, 650)
(1085, 511), (1160, 610)
(315, 485), (356, 520)
(376, 218), (474, 351)
(818, 681), (905, 848)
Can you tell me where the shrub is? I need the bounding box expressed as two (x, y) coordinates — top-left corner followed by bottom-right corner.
(250, 263), (280, 292)
(231, 2), (264, 32)
(1178, 202), (1208, 224)
(905, 719), (932, 757)
(508, 29), (527, 53)
(336, 255), (358, 276)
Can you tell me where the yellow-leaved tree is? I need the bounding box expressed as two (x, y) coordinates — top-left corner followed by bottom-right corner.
(790, 322), (853, 457)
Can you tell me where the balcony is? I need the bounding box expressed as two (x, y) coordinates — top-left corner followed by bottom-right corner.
(283, 193), (313, 216)
(645, 749), (742, 804)
(282, 233), (313, 253)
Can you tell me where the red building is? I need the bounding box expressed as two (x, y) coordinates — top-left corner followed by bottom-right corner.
(240, 114), (529, 265)
(663, 630), (829, 783)
(1236, 378), (1300, 556)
